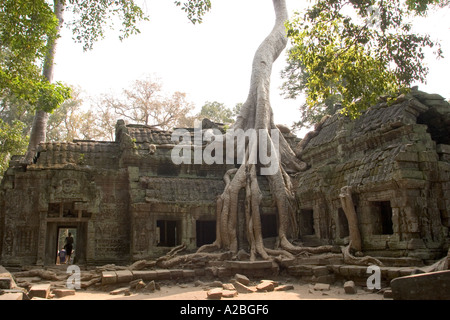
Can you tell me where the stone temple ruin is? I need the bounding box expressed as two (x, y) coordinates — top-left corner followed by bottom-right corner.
(0, 89), (449, 284)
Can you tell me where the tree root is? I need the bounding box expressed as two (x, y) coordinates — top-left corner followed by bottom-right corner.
(156, 243), (233, 269)
(342, 242), (384, 266)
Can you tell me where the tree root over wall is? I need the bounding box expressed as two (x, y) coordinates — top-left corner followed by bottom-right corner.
(156, 0), (383, 270)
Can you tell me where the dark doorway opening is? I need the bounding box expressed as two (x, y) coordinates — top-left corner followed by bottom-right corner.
(196, 220), (216, 247)
(261, 214), (278, 238)
(299, 209), (315, 236)
(56, 227), (77, 265)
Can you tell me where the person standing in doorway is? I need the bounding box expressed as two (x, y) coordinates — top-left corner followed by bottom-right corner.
(64, 232), (74, 264)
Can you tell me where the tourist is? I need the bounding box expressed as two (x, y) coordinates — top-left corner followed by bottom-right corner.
(64, 233), (74, 264)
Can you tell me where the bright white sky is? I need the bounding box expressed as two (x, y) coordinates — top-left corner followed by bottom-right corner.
(53, 0), (450, 136)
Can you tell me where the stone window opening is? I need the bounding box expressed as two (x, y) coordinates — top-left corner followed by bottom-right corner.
(47, 202), (90, 220)
(299, 209), (315, 236)
(156, 220), (181, 247)
(372, 201), (394, 235)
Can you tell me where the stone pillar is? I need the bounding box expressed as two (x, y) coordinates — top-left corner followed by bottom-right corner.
(36, 211), (47, 266)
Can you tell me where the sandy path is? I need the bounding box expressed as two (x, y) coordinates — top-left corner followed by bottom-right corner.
(55, 282), (385, 301)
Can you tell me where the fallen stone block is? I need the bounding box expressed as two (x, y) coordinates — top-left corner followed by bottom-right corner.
(232, 280), (257, 293)
(207, 288), (222, 300)
(130, 278), (144, 289)
(144, 280), (156, 292)
(53, 289), (76, 298)
(344, 281), (357, 294)
(222, 283), (236, 291)
(110, 287), (131, 296)
(28, 283), (51, 299)
(0, 292), (23, 300)
(256, 281), (274, 292)
(274, 284), (294, 291)
(222, 290), (238, 298)
(313, 283), (330, 291)
(391, 270), (450, 300)
(234, 273), (250, 286)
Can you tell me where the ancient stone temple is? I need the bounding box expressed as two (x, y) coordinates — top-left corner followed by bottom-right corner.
(0, 89), (449, 267)
(295, 89), (450, 260)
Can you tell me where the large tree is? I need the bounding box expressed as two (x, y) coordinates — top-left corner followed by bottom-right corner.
(159, 0), (347, 268)
(21, 0), (148, 164)
(101, 76), (195, 131)
(283, 0), (445, 120)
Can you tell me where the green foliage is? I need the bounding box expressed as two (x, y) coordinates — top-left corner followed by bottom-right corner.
(0, 118), (28, 177)
(198, 101), (234, 124)
(0, 0), (65, 112)
(64, 0), (149, 51)
(284, 0), (443, 120)
(174, 0), (212, 24)
(405, 0), (449, 15)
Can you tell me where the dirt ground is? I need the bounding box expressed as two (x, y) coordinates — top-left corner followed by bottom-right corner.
(54, 281), (386, 301)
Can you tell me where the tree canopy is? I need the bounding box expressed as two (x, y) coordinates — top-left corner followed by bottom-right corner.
(283, 0), (446, 121)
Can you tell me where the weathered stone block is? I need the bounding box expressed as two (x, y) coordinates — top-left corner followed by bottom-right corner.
(344, 281), (357, 294)
(0, 277), (12, 289)
(221, 290), (238, 298)
(169, 269), (184, 279)
(53, 289), (76, 298)
(207, 288), (222, 300)
(256, 281), (274, 292)
(109, 287), (131, 296)
(391, 270), (450, 300)
(313, 266), (329, 277)
(313, 283), (330, 291)
(101, 271), (117, 285)
(234, 273), (250, 286)
(232, 280), (256, 293)
(155, 269), (171, 280)
(132, 270), (157, 281)
(0, 292), (23, 300)
(315, 274), (335, 284)
(222, 283), (236, 291)
(116, 270), (133, 283)
(28, 284), (51, 299)
(274, 284), (294, 291)
(288, 265), (314, 276)
(182, 269), (196, 279)
(225, 261), (273, 269)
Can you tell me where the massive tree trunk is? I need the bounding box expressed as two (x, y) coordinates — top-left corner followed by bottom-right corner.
(196, 0), (334, 261)
(339, 186), (362, 252)
(23, 0), (64, 164)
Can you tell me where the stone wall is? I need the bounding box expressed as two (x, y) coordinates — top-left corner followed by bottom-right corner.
(295, 89), (450, 260)
(1, 90), (449, 267)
